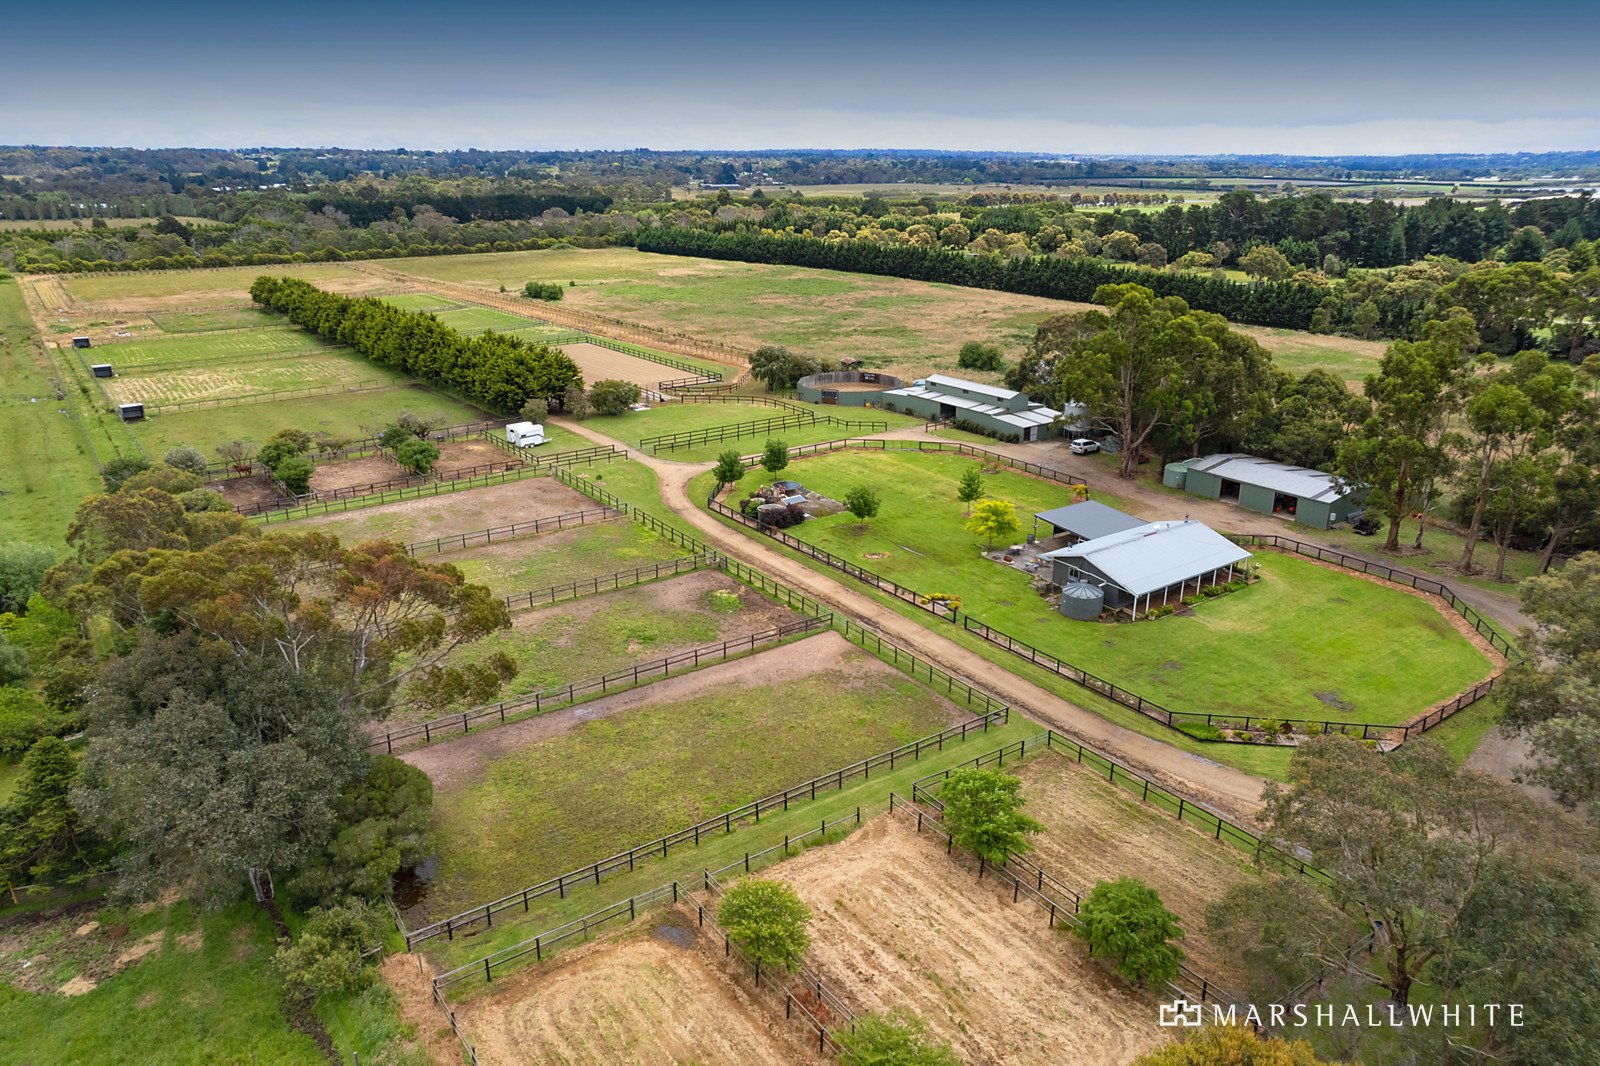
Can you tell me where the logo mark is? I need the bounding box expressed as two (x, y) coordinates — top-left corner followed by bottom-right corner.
(1159, 1000), (1203, 1027)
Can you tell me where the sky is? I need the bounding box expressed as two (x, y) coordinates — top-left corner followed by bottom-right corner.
(4, 0), (1599, 154)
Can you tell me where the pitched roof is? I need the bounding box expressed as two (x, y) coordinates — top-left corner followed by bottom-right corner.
(1034, 500), (1146, 541)
(923, 374), (1022, 401)
(880, 384), (1061, 427)
(1187, 453), (1351, 504)
(1042, 520), (1252, 597)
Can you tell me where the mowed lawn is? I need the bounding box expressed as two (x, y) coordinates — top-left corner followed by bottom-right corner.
(126, 384), (488, 454)
(774, 449), (1495, 725)
(421, 639), (963, 917)
(87, 327), (332, 370)
(584, 401), (923, 460)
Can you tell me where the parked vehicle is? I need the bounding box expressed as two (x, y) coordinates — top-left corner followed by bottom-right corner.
(1070, 438), (1100, 455)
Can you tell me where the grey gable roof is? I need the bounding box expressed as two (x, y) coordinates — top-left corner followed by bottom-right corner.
(1034, 500), (1145, 541)
(1187, 453), (1351, 504)
(1042, 520), (1253, 597)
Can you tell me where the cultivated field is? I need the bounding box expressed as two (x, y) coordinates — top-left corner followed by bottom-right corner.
(771, 815), (1169, 1064)
(103, 351), (404, 406)
(1012, 753), (1259, 987)
(454, 922), (809, 1066)
(407, 630), (967, 919)
(758, 448), (1496, 725)
(75, 326), (322, 370)
(379, 247), (1386, 388)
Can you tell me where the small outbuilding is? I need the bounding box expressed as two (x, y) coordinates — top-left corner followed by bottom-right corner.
(117, 402), (145, 422)
(1032, 500), (1145, 545)
(90, 364), (114, 378)
(71, 336), (92, 349)
(1165, 453), (1365, 530)
(1043, 519), (1252, 618)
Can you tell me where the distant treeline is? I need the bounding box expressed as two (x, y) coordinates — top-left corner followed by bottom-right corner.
(301, 190), (613, 226)
(249, 276), (583, 413)
(632, 226), (1328, 330)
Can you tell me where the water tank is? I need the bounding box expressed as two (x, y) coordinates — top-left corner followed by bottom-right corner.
(1059, 581), (1104, 621)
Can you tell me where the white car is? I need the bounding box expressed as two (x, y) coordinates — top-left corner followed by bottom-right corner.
(1069, 438), (1101, 455)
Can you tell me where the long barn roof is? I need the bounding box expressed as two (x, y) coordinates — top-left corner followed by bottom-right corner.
(1043, 520), (1252, 597)
(1187, 453), (1351, 504)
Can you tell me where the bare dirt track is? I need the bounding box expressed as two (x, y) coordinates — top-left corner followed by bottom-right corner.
(454, 920), (812, 1066)
(549, 418), (1273, 820)
(773, 816), (1170, 1065)
(1013, 754), (1258, 988)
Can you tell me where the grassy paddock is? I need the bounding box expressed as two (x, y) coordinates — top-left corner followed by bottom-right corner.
(61, 262), (379, 306)
(0, 280), (105, 546)
(151, 307), (288, 333)
(446, 519), (690, 594)
(84, 326), (330, 370)
(771, 449), (1494, 726)
(419, 638), (974, 923)
(582, 402), (922, 461)
(125, 385), (489, 455)
(109, 351), (411, 408)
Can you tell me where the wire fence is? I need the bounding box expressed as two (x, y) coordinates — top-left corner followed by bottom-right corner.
(403, 506), (624, 556)
(639, 411), (825, 452)
(368, 618), (827, 757)
(129, 378), (395, 415)
(234, 455), (534, 516)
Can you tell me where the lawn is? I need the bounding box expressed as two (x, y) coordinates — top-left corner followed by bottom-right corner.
(431, 305), (543, 334)
(126, 385), (489, 455)
(0, 279), (106, 547)
(419, 637), (971, 922)
(756, 449), (1496, 726)
(84, 326), (333, 370)
(379, 292), (465, 313)
(445, 518), (691, 595)
(382, 247), (1395, 391)
(582, 401), (922, 461)
(151, 307), (288, 333)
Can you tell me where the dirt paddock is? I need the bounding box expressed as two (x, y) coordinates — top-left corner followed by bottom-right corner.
(452, 918), (812, 1065)
(771, 816), (1169, 1065)
(1012, 754), (1259, 989)
(287, 473), (599, 543)
(432, 438), (524, 475)
(560, 341), (690, 391)
(210, 473), (285, 510)
(309, 453), (408, 494)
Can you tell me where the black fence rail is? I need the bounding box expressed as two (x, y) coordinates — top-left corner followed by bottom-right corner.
(1233, 534), (1521, 661)
(430, 983), (480, 1066)
(709, 490), (1503, 745)
(562, 333), (726, 380)
(908, 730), (1335, 890)
(660, 377), (740, 394)
(235, 455), (531, 516)
(553, 467), (718, 556)
(405, 712), (1005, 947)
(888, 793), (1236, 1010)
(501, 553), (721, 612)
(401, 506), (623, 557)
(201, 419), (501, 479)
(643, 413), (892, 454)
(670, 393), (812, 413)
(371, 617), (826, 757)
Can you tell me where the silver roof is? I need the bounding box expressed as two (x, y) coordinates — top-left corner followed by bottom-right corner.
(1043, 520), (1252, 597)
(881, 385), (1060, 426)
(923, 374), (1023, 401)
(1187, 453), (1350, 504)
(1034, 500), (1145, 541)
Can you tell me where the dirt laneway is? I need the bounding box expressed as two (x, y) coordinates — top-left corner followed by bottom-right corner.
(547, 418), (1272, 820)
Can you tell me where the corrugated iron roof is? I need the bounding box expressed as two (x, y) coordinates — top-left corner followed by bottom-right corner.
(924, 374), (1023, 401)
(1034, 500), (1145, 541)
(1043, 520), (1252, 597)
(1187, 453), (1351, 504)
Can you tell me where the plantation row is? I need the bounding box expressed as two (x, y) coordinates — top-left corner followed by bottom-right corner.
(632, 225), (1329, 330)
(248, 275), (583, 413)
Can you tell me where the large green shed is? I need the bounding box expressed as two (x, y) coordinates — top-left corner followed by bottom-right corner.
(1170, 453), (1366, 530)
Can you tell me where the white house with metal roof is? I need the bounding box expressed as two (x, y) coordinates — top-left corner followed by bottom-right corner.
(1042, 519), (1253, 617)
(1163, 453), (1366, 529)
(879, 374), (1071, 442)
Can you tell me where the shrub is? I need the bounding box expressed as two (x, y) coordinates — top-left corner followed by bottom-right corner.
(1201, 585), (1226, 598)
(716, 879), (811, 974)
(956, 342), (1005, 372)
(273, 456), (315, 496)
(1304, 723), (1325, 737)
(0, 544), (57, 614)
(162, 446), (209, 477)
(588, 378), (641, 416)
(288, 757), (432, 903)
(0, 688), (65, 756)
(1231, 730), (1254, 742)
(519, 397), (549, 423)
(1258, 718), (1283, 736)
(1148, 604), (1175, 619)
(835, 1009), (959, 1066)
(0, 634), (28, 685)
(273, 900), (387, 1000)
(177, 488), (231, 513)
(1074, 876), (1186, 986)
(522, 281), (564, 301)
(100, 455), (150, 492)
(1177, 721), (1224, 741)
(1181, 595), (1200, 606)
(938, 768), (1044, 864)
(562, 384), (593, 420)
(1226, 578), (1248, 591)
(393, 437), (441, 476)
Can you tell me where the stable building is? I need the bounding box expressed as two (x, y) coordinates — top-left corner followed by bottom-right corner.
(1164, 453), (1366, 530)
(1043, 520), (1252, 618)
(879, 374), (1062, 442)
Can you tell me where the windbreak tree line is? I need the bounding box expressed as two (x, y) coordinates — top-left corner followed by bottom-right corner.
(249, 275), (583, 414)
(634, 226), (1327, 330)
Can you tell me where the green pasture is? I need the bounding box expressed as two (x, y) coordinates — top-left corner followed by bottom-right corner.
(583, 401), (922, 461)
(112, 351), (411, 408)
(446, 519), (691, 595)
(419, 642), (1000, 924)
(87, 327), (337, 370)
(431, 305), (542, 334)
(0, 280), (106, 546)
(739, 450), (1496, 727)
(378, 292), (465, 312)
(151, 307), (287, 333)
(125, 385), (488, 455)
